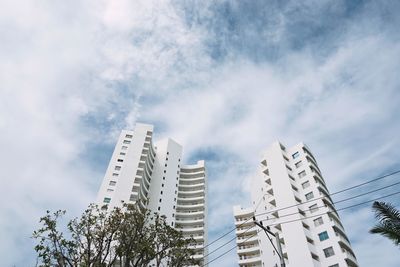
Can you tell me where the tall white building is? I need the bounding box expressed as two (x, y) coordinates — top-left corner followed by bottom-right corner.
(233, 142), (358, 267)
(96, 123), (208, 265)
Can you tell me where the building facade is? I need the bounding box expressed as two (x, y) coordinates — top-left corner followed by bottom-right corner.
(96, 123), (208, 265)
(233, 142), (358, 267)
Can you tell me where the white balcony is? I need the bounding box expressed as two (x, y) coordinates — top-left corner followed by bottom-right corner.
(238, 255), (262, 265)
(176, 210), (204, 217)
(237, 244), (260, 254)
(177, 202), (204, 209)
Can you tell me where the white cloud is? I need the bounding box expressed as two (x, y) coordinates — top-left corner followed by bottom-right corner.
(1, 0), (400, 266)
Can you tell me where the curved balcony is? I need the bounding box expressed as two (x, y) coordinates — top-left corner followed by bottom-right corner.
(179, 183), (205, 191)
(179, 177), (205, 185)
(138, 184), (147, 201)
(237, 244), (260, 255)
(177, 201), (204, 209)
(234, 218), (254, 227)
(236, 226), (257, 235)
(175, 217), (204, 226)
(178, 188), (204, 195)
(238, 255), (262, 265)
(180, 167), (205, 174)
(176, 226), (204, 234)
(192, 253), (204, 260)
(180, 172), (205, 179)
(236, 235), (258, 244)
(176, 210), (204, 217)
(178, 190), (204, 198)
(177, 195), (205, 203)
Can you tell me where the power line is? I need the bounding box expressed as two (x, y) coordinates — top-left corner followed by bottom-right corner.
(203, 190), (400, 266)
(263, 190), (400, 227)
(203, 231), (259, 267)
(204, 179), (400, 258)
(259, 180), (400, 223)
(202, 169), (400, 252)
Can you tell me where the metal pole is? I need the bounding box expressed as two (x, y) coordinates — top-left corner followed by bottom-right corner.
(275, 232), (285, 267)
(253, 217), (286, 267)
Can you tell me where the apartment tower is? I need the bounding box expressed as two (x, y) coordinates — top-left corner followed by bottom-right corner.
(96, 123), (208, 265)
(233, 142), (358, 267)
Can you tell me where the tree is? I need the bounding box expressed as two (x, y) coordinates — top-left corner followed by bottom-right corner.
(32, 203), (200, 267)
(369, 201), (400, 247)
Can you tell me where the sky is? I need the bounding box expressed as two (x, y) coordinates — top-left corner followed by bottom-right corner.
(1, 0), (400, 266)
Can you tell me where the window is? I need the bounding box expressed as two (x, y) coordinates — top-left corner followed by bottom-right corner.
(103, 197), (111, 203)
(159, 199), (162, 202)
(109, 181), (116, 186)
(123, 140), (131, 144)
(292, 152), (300, 159)
(120, 152), (126, 156)
(328, 264), (339, 267)
(121, 146), (128, 150)
(302, 181), (310, 189)
(165, 164), (167, 167)
(314, 217), (324, 226)
(164, 170), (166, 173)
(318, 231), (329, 241)
(305, 192), (314, 200)
(295, 161), (302, 168)
(161, 183), (164, 187)
(163, 176), (165, 180)
(107, 189), (114, 192)
(117, 159), (123, 162)
(298, 170), (306, 178)
(125, 134), (133, 138)
(160, 191), (163, 195)
(286, 165), (292, 171)
(158, 207), (160, 211)
(309, 204), (319, 213)
(112, 173), (119, 177)
(167, 152), (169, 155)
(115, 166), (121, 171)
(323, 247), (335, 258)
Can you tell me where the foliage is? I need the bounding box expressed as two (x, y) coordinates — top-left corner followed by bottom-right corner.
(32, 204), (200, 267)
(369, 201), (400, 247)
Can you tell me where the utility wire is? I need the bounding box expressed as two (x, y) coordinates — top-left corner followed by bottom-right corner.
(263, 190), (400, 227)
(259, 180), (400, 223)
(202, 169), (400, 252)
(204, 179), (400, 258)
(203, 190), (400, 266)
(203, 231), (259, 267)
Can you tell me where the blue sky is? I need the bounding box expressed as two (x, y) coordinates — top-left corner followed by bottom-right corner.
(1, 0), (400, 266)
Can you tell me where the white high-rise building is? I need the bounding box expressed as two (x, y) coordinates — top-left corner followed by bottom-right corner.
(233, 142), (358, 267)
(96, 123), (208, 265)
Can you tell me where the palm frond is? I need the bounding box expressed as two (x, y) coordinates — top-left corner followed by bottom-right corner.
(370, 201), (400, 247)
(372, 201), (400, 224)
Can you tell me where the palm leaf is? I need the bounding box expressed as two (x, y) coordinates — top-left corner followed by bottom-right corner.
(370, 201), (400, 247)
